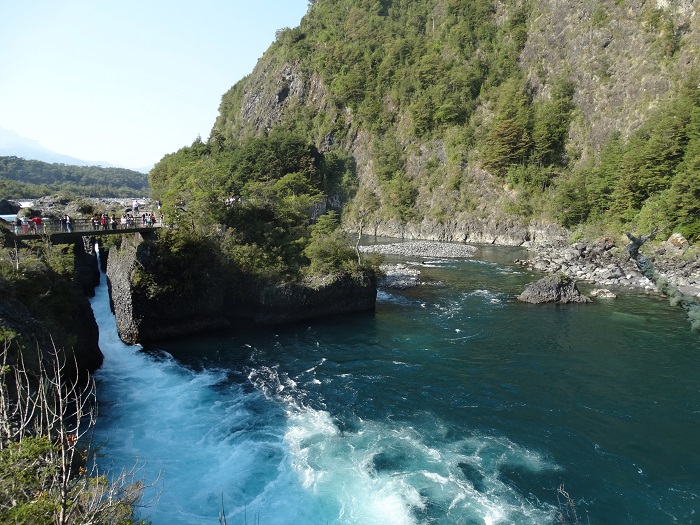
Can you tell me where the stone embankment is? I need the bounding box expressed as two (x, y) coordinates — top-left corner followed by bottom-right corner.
(364, 238), (700, 299)
(516, 239), (656, 290)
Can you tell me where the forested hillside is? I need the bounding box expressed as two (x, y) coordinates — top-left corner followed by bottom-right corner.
(155, 0), (700, 243)
(0, 156), (149, 198)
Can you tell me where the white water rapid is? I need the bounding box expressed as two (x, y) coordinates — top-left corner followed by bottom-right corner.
(90, 260), (557, 524)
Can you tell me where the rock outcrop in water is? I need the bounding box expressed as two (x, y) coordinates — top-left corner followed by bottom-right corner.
(254, 273), (377, 325)
(106, 236), (377, 344)
(105, 236), (229, 344)
(517, 275), (591, 304)
(517, 238), (656, 290)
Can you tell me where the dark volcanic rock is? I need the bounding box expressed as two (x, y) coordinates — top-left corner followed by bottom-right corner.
(68, 295), (103, 374)
(0, 297), (54, 373)
(106, 237), (229, 344)
(517, 275), (592, 304)
(106, 236), (377, 344)
(73, 241), (101, 297)
(0, 283), (102, 379)
(254, 273), (377, 325)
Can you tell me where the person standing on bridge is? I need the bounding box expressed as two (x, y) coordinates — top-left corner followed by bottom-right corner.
(111, 214), (117, 230)
(65, 215), (73, 233)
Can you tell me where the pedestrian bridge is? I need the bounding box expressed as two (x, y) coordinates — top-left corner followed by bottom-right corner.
(6, 217), (161, 244)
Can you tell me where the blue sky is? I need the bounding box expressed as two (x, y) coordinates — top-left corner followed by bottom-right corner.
(0, 1), (309, 170)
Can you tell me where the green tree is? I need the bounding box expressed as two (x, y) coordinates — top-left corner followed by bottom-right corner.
(303, 211), (359, 276)
(530, 77), (575, 168)
(481, 79), (532, 175)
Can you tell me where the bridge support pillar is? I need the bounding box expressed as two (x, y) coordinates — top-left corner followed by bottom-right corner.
(138, 231), (157, 241)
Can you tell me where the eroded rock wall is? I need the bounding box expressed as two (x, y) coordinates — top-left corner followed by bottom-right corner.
(365, 217), (567, 246)
(105, 236), (377, 344)
(0, 242), (102, 380)
(106, 236), (230, 344)
(255, 273), (377, 325)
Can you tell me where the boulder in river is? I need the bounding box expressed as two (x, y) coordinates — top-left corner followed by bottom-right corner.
(517, 275), (592, 304)
(590, 288), (617, 298)
(380, 264), (420, 289)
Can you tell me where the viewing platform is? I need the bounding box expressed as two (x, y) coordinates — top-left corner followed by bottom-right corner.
(5, 217), (161, 243)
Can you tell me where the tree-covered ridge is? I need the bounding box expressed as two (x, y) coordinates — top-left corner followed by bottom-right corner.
(555, 83), (700, 240)
(217, 0), (528, 143)
(207, 0), (700, 243)
(0, 156), (149, 198)
(150, 130), (367, 281)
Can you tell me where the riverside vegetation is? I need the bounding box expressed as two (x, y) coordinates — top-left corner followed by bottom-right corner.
(148, 129), (378, 290)
(0, 131), (378, 522)
(147, 0), (700, 329)
(0, 342), (153, 525)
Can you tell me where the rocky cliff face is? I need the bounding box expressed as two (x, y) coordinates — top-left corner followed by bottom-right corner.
(211, 0), (700, 246)
(254, 273), (377, 325)
(228, 0), (700, 160)
(106, 236), (230, 344)
(105, 240), (144, 344)
(521, 0), (700, 163)
(106, 236), (377, 344)
(366, 215), (568, 246)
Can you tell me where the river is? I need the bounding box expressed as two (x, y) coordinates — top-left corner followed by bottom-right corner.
(91, 244), (700, 524)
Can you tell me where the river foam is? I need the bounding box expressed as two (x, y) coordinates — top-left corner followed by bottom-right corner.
(91, 260), (558, 524)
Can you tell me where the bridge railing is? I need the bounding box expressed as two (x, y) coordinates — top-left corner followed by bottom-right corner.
(11, 217), (162, 236)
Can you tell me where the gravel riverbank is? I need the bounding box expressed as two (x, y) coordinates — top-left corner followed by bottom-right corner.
(361, 241), (477, 290)
(360, 241), (477, 259)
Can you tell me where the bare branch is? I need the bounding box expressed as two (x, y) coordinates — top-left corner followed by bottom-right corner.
(1, 335), (156, 524)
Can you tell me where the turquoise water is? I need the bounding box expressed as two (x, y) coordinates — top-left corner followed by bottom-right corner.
(92, 245), (700, 524)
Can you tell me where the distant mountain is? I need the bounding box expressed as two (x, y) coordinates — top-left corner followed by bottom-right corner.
(0, 126), (125, 170)
(0, 156), (149, 198)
